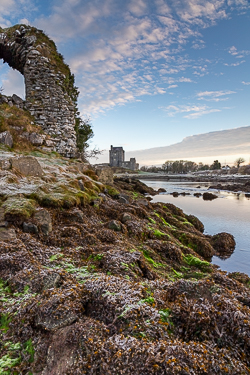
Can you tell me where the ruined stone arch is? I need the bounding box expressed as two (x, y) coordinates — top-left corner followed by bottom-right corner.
(0, 24), (78, 157)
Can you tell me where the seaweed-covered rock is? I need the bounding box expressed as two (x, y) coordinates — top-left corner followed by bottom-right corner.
(185, 214), (204, 233)
(211, 232), (236, 258)
(203, 192), (218, 200)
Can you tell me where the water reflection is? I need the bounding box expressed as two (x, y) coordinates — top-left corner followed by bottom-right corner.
(142, 180), (250, 275)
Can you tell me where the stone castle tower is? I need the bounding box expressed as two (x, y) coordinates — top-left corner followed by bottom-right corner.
(109, 145), (139, 170)
(0, 24), (78, 157)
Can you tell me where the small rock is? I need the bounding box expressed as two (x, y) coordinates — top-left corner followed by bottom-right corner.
(0, 131), (13, 148)
(0, 228), (16, 241)
(121, 213), (132, 223)
(158, 188), (166, 193)
(67, 208), (84, 223)
(78, 179), (85, 191)
(194, 193), (202, 197)
(172, 192), (179, 197)
(136, 199), (149, 206)
(43, 273), (61, 290)
(11, 156), (44, 177)
(107, 220), (122, 231)
(118, 196), (128, 204)
(29, 132), (45, 146)
(203, 192), (218, 200)
(34, 209), (52, 235)
(23, 222), (38, 234)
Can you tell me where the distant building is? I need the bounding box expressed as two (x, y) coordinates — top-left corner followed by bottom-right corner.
(109, 145), (139, 170)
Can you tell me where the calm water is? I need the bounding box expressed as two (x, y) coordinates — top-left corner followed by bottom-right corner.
(143, 180), (250, 276)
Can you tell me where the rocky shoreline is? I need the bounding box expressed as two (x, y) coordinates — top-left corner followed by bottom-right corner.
(0, 153), (250, 374)
(119, 172), (250, 186)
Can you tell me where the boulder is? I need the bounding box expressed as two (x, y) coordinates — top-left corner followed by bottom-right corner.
(95, 167), (113, 184)
(203, 192), (218, 200)
(11, 94), (24, 107)
(0, 131), (13, 148)
(34, 209), (52, 235)
(23, 222), (38, 234)
(11, 156), (44, 177)
(211, 232), (236, 258)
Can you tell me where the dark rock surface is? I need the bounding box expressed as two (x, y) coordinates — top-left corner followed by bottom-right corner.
(0, 156), (249, 375)
(203, 192), (218, 200)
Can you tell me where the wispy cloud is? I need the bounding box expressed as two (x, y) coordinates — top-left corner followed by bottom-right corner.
(0, 0), (249, 116)
(30, 0), (249, 115)
(224, 60), (245, 66)
(242, 81), (250, 85)
(162, 103), (220, 119)
(196, 90), (236, 101)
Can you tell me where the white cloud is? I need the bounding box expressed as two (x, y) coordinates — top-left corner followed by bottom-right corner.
(242, 81), (250, 85)
(196, 90), (236, 101)
(21, 0), (248, 115)
(179, 77), (193, 82)
(224, 60), (245, 66)
(162, 103), (221, 118)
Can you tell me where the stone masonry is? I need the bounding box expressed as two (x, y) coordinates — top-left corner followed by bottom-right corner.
(0, 25), (78, 157)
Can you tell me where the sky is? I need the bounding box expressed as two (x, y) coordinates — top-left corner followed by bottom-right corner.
(0, 0), (250, 164)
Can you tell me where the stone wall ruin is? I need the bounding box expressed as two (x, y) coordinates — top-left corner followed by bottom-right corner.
(0, 24), (78, 157)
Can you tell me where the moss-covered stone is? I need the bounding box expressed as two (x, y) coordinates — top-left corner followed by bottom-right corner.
(2, 197), (36, 222)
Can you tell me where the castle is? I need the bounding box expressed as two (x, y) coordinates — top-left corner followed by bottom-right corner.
(0, 24), (78, 157)
(109, 145), (139, 170)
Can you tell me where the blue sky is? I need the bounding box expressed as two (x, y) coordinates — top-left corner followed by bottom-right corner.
(0, 0), (249, 155)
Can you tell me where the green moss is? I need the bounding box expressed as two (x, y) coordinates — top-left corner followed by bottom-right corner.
(0, 313), (12, 332)
(49, 253), (64, 262)
(148, 217), (156, 224)
(0, 339), (35, 374)
(138, 296), (155, 305)
(23, 339), (35, 363)
(153, 229), (169, 239)
(2, 197), (36, 220)
(142, 249), (166, 269)
(178, 233), (197, 251)
(183, 254), (211, 272)
(106, 185), (120, 196)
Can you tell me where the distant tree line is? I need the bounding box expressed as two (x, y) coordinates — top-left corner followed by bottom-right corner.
(140, 157), (248, 174)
